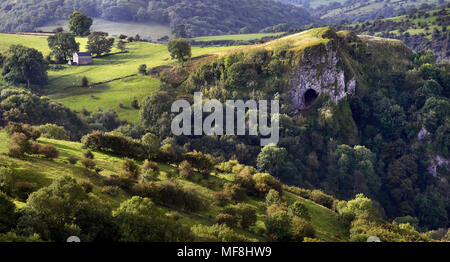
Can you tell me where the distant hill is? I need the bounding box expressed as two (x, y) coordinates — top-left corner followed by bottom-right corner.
(336, 5), (450, 62)
(0, 0), (317, 36)
(282, 0), (446, 23)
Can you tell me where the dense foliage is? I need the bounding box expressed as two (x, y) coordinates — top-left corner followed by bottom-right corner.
(0, 0), (315, 36)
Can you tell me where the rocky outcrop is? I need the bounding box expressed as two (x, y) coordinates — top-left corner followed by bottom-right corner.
(289, 42), (356, 110)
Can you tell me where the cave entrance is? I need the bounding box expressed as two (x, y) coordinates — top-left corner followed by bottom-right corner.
(304, 89), (318, 107)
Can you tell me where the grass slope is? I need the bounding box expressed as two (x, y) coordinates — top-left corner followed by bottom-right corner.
(0, 130), (348, 241)
(0, 33), (243, 123)
(192, 32), (285, 42)
(320, 0), (443, 21)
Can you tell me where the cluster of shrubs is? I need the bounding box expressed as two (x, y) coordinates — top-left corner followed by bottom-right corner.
(336, 194), (430, 242)
(264, 189), (316, 242)
(82, 131), (147, 160)
(6, 122), (60, 160)
(214, 160), (283, 206)
(0, 88), (89, 140)
(191, 224), (256, 242)
(216, 203), (257, 230)
(283, 185), (336, 210)
(98, 157), (206, 212)
(0, 166), (39, 201)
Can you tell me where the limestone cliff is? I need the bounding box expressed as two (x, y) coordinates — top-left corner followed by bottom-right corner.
(289, 41), (356, 110)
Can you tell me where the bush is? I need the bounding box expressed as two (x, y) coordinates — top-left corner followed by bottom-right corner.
(214, 192), (230, 207)
(102, 186), (121, 197)
(119, 158), (141, 181)
(67, 155), (79, 165)
(143, 160), (159, 172)
(182, 151), (215, 177)
(156, 180), (206, 211)
(141, 170), (159, 182)
(253, 173), (282, 196)
(310, 190), (334, 209)
(215, 213), (237, 228)
(0, 167), (14, 195)
(266, 189), (281, 206)
(178, 160), (194, 180)
(265, 210), (292, 242)
(290, 217), (315, 242)
(82, 131), (147, 160)
(288, 201), (311, 221)
(5, 122), (40, 140)
(131, 98), (139, 109)
(82, 76), (89, 87)
(0, 192), (16, 233)
(191, 224), (254, 242)
(223, 203), (257, 229)
(80, 181), (94, 193)
(38, 144), (60, 159)
(38, 124), (69, 140)
(138, 64), (147, 75)
(84, 150), (94, 159)
(141, 160), (159, 182)
(132, 182), (158, 198)
(104, 175), (134, 191)
(216, 160), (239, 173)
(8, 132), (32, 158)
(223, 183), (247, 202)
(13, 181), (38, 200)
(81, 158), (96, 170)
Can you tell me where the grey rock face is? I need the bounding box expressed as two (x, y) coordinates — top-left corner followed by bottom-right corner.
(289, 42), (356, 110)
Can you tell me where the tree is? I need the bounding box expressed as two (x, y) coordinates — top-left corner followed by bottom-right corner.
(266, 189), (281, 206)
(119, 158), (141, 181)
(2, 45), (48, 88)
(69, 11), (93, 36)
(168, 38), (192, 62)
(290, 217), (315, 241)
(288, 201), (311, 221)
(138, 64), (147, 75)
(141, 133), (160, 157)
(256, 145), (288, 178)
(0, 192), (16, 233)
(47, 32), (80, 63)
(140, 91), (173, 127)
(265, 210), (292, 241)
(113, 196), (192, 242)
(20, 176), (116, 241)
(117, 40), (127, 52)
(86, 32), (114, 57)
(172, 24), (189, 38)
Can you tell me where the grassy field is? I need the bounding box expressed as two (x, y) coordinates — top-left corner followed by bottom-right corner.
(0, 33), (243, 123)
(51, 76), (160, 123)
(36, 18), (173, 40)
(192, 32), (285, 42)
(0, 33), (88, 56)
(0, 130), (348, 241)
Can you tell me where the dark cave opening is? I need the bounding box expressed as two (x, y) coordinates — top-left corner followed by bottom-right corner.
(304, 89), (318, 107)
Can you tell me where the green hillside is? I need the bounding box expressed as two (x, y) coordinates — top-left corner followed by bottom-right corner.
(0, 129), (350, 242)
(192, 33), (285, 42)
(337, 6), (449, 62)
(315, 0), (444, 22)
(0, 33), (242, 123)
(0, 0), (315, 36)
(0, 25), (447, 242)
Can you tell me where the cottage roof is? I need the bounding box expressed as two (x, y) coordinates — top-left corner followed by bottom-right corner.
(76, 52), (92, 57)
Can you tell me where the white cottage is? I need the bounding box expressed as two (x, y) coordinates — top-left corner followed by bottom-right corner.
(69, 52), (92, 65)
